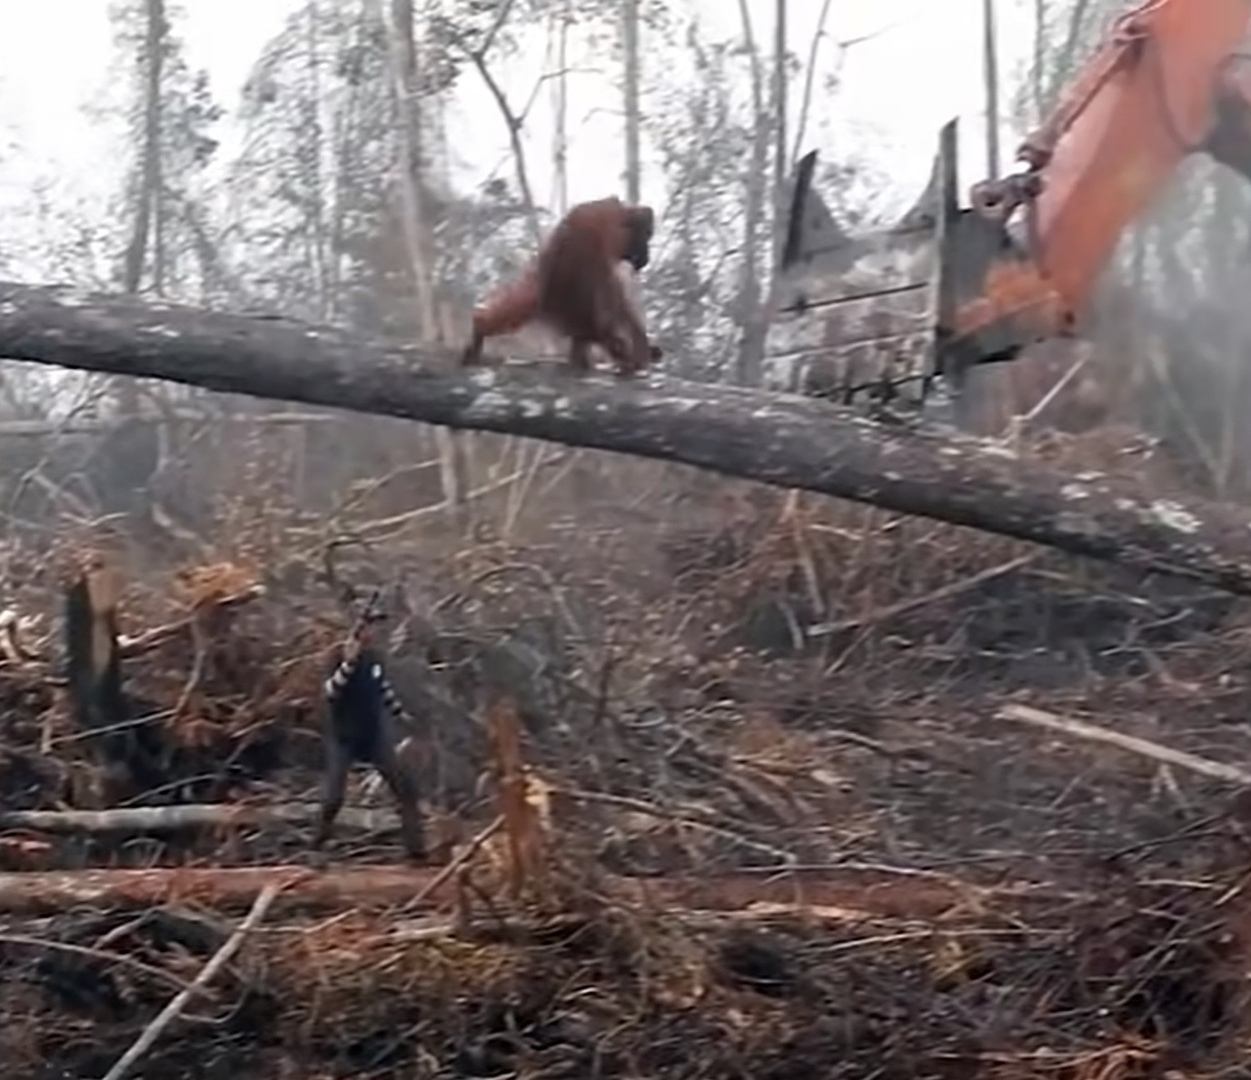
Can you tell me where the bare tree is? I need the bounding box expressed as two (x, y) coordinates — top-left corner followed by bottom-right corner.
(552, 0), (571, 213)
(303, 0), (332, 320)
(732, 0), (770, 387)
(378, 0), (466, 518)
(437, 1), (542, 246)
(772, 0), (787, 269)
(982, 0), (1000, 178)
(122, 0), (166, 297)
(623, 0), (641, 203)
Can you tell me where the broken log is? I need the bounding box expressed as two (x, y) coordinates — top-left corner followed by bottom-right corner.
(4, 282), (1251, 592)
(0, 862), (1041, 919)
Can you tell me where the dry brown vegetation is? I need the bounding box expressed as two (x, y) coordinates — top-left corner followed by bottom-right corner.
(1, 407), (1251, 1079)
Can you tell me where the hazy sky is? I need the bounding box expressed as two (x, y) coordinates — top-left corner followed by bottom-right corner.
(0, 0), (1037, 249)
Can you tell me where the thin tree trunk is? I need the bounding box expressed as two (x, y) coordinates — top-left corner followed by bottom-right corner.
(458, 3), (542, 245)
(305, 0), (331, 321)
(122, 0), (165, 296)
(623, 0), (641, 203)
(553, 2), (570, 214)
(773, 0), (787, 268)
(1033, 0), (1045, 121)
(789, 0), (833, 172)
(384, 0), (436, 334)
(983, 0), (1000, 178)
(734, 0), (768, 387)
(380, 0), (466, 521)
(118, 0), (166, 417)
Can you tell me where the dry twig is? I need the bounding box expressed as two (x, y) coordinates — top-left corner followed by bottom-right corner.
(998, 703), (1251, 786)
(99, 880), (283, 1080)
(399, 815), (505, 914)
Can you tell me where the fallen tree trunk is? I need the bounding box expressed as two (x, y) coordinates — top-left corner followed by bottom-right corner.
(3, 282), (1251, 592)
(0, 862), (1041, 919)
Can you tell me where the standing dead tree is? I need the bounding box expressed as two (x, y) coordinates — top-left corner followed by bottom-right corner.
(3, 280), (1251, 593)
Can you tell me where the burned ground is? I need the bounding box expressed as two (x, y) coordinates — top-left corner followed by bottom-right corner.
(1, 424), (1250, 1079)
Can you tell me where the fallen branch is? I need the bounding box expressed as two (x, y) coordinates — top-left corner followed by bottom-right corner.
(3, 282), (1251, 592)
(807, 553), (1038, 638)
(997, 703), (1251, 786)
(553, 786), (798, 865)
(118, 584), (264, 657)
(0, 932), (201, 992)
(100, 880), (282, 1080)
(0, 801), (401, 835)
(0, 412), (336, 437)
(399, 814), (504, 913)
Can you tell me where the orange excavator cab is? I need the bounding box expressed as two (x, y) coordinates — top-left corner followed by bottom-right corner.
(777, 0), (1251, 420)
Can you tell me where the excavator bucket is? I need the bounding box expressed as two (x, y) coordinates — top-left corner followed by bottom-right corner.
(772, 120), (972, 415)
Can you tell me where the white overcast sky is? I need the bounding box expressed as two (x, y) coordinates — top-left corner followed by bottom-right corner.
(0, 0), (1038, 251)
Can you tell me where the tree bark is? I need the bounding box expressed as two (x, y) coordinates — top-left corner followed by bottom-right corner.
(622, 0), (641, 204)
(380, 0), (467, 517)
(982, 0), (1000, 179)
(63, 563), (163, 797)
(121, 0), (166, 296)
(733, 0), (768, 387)
(773, 0), (787, 268)
(0, 862), (990, 919)
(0, 802), (396, 836)
(4, 281), (1251, 594)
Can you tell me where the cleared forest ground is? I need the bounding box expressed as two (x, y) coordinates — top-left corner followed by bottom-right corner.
(1, 426), (1250, 1079)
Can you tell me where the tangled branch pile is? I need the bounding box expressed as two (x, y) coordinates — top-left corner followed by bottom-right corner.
(5, 877), (1249, 1079)
(0, 422), (1250, 1077)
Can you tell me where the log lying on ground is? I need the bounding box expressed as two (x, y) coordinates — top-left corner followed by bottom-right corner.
(0, 802), (398, 835)
(0, 862), (1039, 918)
(3, 281), (1251, 592)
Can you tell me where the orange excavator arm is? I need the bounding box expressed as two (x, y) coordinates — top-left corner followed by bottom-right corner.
(779, 0), (1251, 411)
(939, 0), (1251, 376)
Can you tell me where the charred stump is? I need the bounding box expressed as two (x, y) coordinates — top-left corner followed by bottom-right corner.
(63, 561), (163, 799)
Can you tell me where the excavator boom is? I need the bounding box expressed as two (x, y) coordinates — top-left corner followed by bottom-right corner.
(778, 0), (1251, 414)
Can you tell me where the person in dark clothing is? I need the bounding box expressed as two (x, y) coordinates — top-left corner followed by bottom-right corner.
(312, 616), (426, 863)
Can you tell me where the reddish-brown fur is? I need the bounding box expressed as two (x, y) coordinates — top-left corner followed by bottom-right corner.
(461, 196), (659, 376)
